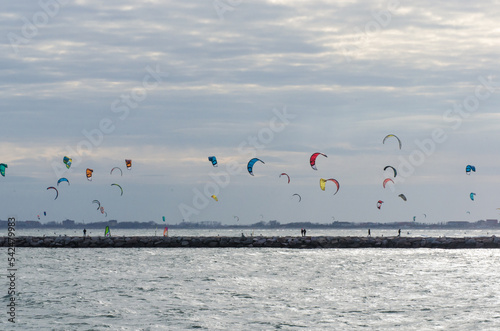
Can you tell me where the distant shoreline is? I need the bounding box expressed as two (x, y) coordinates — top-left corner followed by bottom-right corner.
(2, 235), (499, 249)
(2, 219), (500, 230)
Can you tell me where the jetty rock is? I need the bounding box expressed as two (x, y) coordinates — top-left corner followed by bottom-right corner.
(2, 236), (500, 249)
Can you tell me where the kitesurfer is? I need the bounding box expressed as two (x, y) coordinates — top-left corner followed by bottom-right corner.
(368, 229), (371, 236)
(83, 228), (87, 237)
(398, 229), (401, 237)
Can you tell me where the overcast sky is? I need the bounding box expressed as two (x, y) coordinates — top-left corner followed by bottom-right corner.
(2, 0), (500, 224)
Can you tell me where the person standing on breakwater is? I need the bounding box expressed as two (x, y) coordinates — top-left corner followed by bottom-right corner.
(300, 228), (303, 236)
(368, 229), (371, 236)
(398, 229), (401, 237)
(83, 229), (86, 237)
(303, 228), (307, 236)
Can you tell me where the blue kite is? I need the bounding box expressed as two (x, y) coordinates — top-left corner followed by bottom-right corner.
(247, 158), (265, 176)
(466, 165), (476, 175)
(208, 156), (218, 167)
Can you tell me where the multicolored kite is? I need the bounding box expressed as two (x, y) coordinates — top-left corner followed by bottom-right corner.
(110, 167), (123, 176)
(47, 186), (58, 200)
(310, 153), (327, 170)
(383, 178), (394, 188)
(63, 156), (72, 169)
(384, 166), (397, 177)
(383, 134), (402, 149)
(86, 168), (93, 181)
(111, 183), (123, 196)
(319, 178), (340, 195)
(279, 173), (290, 183)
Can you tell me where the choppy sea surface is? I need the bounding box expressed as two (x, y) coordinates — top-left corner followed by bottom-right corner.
(2, 229), (500, 330)
(10, 227), (500, 238)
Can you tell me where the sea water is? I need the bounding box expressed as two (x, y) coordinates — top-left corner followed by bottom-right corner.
(2, 246), (500, 330)
(12, 228), (500, 238)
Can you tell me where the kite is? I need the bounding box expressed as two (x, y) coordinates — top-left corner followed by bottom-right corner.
(377, 200), (383, 209)
(470, 192), (476, 201)
(466, 165), (476, 175)
(111, 183), (123, 196)
(383, 134), (402, 149)
(383, 178), (394, 188)
(47, 186), (58, 200)
(247, 158), (264, 176)
(125, 159), (132, 169)
(414, 214), (426, 221)
(310, 153), (327, 170)
(398, 194), (407, 201)
(211, 195), (218, 201)
(234, 216), (239, 222)
(319, 178), (340, 195)
(279, 173), (290, 183)
(0, 163), (7, 177)
(292, 193), (302, 202)
(44, 211), (46, 216)
(384, 166), (397, 177)
(100, 206), (107, 217)
(63, 156), (72, 169)
(57, 178), (70, 186)
(208, 156), (218, 167)
(86, 168), (93, 181)
(110, 167), (123, 176)
(162, 216), (166, 222)
(92, 200), (100, 210)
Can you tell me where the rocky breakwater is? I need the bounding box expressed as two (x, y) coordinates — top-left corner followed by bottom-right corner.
(2, 236), (500, 248)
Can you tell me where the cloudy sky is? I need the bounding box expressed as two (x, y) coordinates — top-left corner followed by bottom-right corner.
(2, 0), (500, 225)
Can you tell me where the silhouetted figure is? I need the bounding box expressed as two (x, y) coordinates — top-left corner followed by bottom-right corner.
(398, 229), (401, 237)
(368, 229), (371, 236)
(300, 228), (304, 236)
(303, 228), (307, 236)
(83, 229), (87, 237)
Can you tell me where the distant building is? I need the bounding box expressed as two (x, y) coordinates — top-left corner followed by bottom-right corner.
(199, 221), (221, 228)
(446, 221), (470, 227)
(332, 221), (352, 227)
(486, 219), (498, 226)
(268, 220), (280, 227)
(25, 221), (41, 227)
(62, 219), (75, 227)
